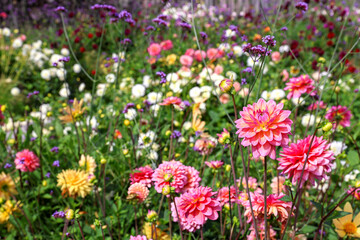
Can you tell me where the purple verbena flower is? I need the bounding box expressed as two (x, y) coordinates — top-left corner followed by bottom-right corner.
(4, 163), (12, 169)
(52, 160), (60, 167)
(54, 6), (67, 12)
(50, 147), (59, 153)
(262, 35), (276, 47)
(295, 2), (308, 12)
(171, 130), (182, 139)
(52, 211), (66, 218)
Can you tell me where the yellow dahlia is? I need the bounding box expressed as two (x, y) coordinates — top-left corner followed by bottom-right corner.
(79, 155), (97, 174)
(57, 169), (93, 198)
(0, 172), (17, 200)
(0, 200), (21, 224)
(59, 98), (85, 123)
(142, 222), (170, 240)
(333, 202), (360, 238)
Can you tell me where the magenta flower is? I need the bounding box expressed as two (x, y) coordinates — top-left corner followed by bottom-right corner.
(129, 235), (149, 240)
(129, 165), (153, 188)
(235, 98), (292, 159)
(277, 135), (334, 187)
(205, 160), (224, 169)
(182, 166), (201, 192)
(171, 186), (221, 232)
(14, 149), (40, 172)
(284, 75), (316, 99)
(325, 105), (352, 128)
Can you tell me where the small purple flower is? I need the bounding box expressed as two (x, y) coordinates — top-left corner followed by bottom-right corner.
(52, 62), (58, 67)
(241, 35), (248, 41)
(59, 56), (70, 62)
(182, 101), (191, 107)
(200, 32), (208, 39)
(171, 130), (182, 139)
(355, 89), (359, 93)
(51, 147), (59, 153)
(52, 160), (60, 167)
(121, 38), (132, 44)
(54, 6), (67, 12)
(125, 18), (135, 25)
(242, 67), (253, 73)
(152, 18), (168, 26)
(146, 25), (155, 31)
(19, 158), (25, 164)
(241, 78), (247, 85)
(242, 43), (252, 52)
(33, 91), (39, 95)
(46, 172), (51, 178)
(262, 35), (276, 47)
(118, 10), (132, 19)
(227, 52), (234, 59)
(281, 27), (288, 32)
(30, 137), (37, 141)
(295, 2), (308, 12)
(178, 21), (192, 30)
(156, 71), (167, 84)
(157, 14), (168, 20)
(52, 211), (66, 218)
(4, 163), (12, 169)
(91, 4), (116, 12)
(122, 103), (136, 113)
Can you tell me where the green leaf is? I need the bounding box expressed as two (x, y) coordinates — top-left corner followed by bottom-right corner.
(298, 225), (317, 234)
(348, 150), (360, 166)
(279, 195), (292, 202)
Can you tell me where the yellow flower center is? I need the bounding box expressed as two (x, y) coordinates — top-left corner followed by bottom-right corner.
(344, 222), (357, 234)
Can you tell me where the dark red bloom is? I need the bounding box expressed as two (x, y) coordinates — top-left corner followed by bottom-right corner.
(327, 32), (335, 39)
(80, 47), (86, 53)
(74, 36), (81, 43)
(88, 33), (93, 39)
(91, 70), (96, 75)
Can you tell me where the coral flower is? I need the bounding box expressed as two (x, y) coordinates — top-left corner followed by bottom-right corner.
(270, 176), (287, 195)
(205, 160), (224, 169)
(277, 135), (334, 187)
(284, 75), (316, 99)
(14, 149), (40, 172)
(243, 192), (291, 224)
(194, 50), (206, 62)
(171, 186), (221, 232)
(127, 183), (149, 203)
(194, 138), (216, 156)
(207, 48), (224, 60)
(0, 172), (17, 199)
(333, 202), (360, 238)
(159, 97), (182, 108)
(235, 98), (292, 159)
(130, 165), (153, 188)
(248, 222), (277, 240)
(59, 98), (85, 123)
(79, 155), (97, 174)
(152, 161), (188, 195)
(147, 43), (161, 56)
(239, 176), (258, 190)
(325, 105), (352, 128)
(217, 186), (238, 206)
(57, 169), (93, 198)
(129, 235), (150, 240)
(307, 101), (326, 111)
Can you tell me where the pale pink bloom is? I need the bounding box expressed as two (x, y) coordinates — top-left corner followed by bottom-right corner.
(194, 138), (216, 156)
(270, 176), (287, 195)
(194, 50), (206, 61)
(182, 166), (201, 192)
(217, 186), (237, 206)
(233, 82), (241, 92)
(284, 74), (316, 99)
(205, 161), (224, 169)
(271, 51), (281, 62)
(243, 192), (291, 224)
(207, 48), (224, 60)
(180, 55), (193, 67)
(214, 65), (224, 74)
(152, 161), (188, 195)
(147, 43), (161, 56)
(325, 105), (352, 128)
(185, 48), (195, 56)
(281, 69), (289, 81)
(277, 135), (334, 187)
(219, 93), (230, 104)
(239, 87), (249, 98)
(171, 186), (221, 232)
(159, 96), (182, 107)
(20, 34), (26, 41)
(239, 177), (258, 190)
(129, 235), (149, 240)
(160, 40), (173, 50)
(307, 101), (326, 111)
(127, 183), (149, 203)
(248, 222), (277, 240)
(14, 149), (40, 172)
(129, 165), (153, 188)
(235, 98), (293, 159)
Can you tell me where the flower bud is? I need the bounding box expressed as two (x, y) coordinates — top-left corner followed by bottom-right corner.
(163, 173), (173, 182)
(146, 210), (158, 222)
(124, 119), (130, 126)
(322, 122), (333, 132)
(100, 158), (107, 164)
(217, 128), (231, 145)
(219, 78), (233, 93)
(42, 180), (47, 187)
(123, 149), (129, 155)
(66, 209), (74, 220)
(225, 164), (231, 172)
(162, 185), (171, 195)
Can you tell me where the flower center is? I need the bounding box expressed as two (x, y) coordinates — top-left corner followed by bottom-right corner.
(256, 111), (270, 130)
(344, 222), (357, 234)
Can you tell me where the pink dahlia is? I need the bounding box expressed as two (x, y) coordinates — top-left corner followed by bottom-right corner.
(182, 166), (201, 192)
(248, 222), (277, 240)
(284, 75), (316, 99)
(217, 186), (238, 206)
(207, 48), (224, 60)
(325, 105), (352, 128)
(205, 160), (224, 169)
(238, 176), (258, 190)
(127, 183), (149, 203)
(348, 187), (360, 200)
(159, 96), (182, 108)
(270, 176), (287, 195)
(180, 55), (193, 67)
(129, 165), (153, 188)
(129, 235), (150, 240)
(171, 186), (221, 232)
(147, 43), (161, 56)
(277, 135), (334, 187)
(235, 98), (293, 159)
(160, 40), (173, 51)
(152, 161), (188, 195)
(307, 101), (326, 111)
(244, 192), (291, 224)
(193, 138), (216, 156)
(14, 149), (40, 172)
